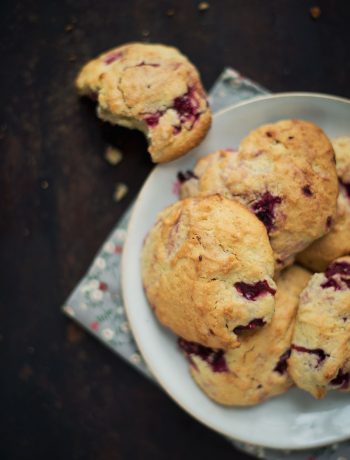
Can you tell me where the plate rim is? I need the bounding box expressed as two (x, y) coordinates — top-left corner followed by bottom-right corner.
(121, 92), (350, 450)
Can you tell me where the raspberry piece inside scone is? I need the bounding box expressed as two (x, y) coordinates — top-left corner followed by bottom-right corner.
(234, 280), (276, 301)
(288, 256), (350, 398)
(330, 368), (350, 389)
(75, 43), (212, 163)
(251, 192), (282, 233)
(274, 349), (291, 375)
(177, 170), (198, 183)
(326, 261), (350, 277)
(233, 318), (265, 334)
(179, 120), (339, 270)
(143, 111), (163, 127)
(342, 181), (350, 198)
(302, 185), (313, 197)
(103, 50), (123, 64)
(141, 195), (276, 349)
(291, 345), (328, 366)
(173, 86), (200, 126)
(178, 338), (228, 373)
(321, 260), (350, 290)
(179, 265), (311, 406)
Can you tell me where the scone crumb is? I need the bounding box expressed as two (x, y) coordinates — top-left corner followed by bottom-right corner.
(113, 183), (128, 202)
(104, 146), (123, 166)
(19, 364), (33, 381)
(198, 2), (210, 11)
(310, 6), (321, 19)
(40, 180), (49, 190)
(66, 323), (85, 344)
(65, 23), (74, 32)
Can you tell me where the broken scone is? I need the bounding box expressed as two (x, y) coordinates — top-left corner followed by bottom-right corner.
(76, 42), (211, 163)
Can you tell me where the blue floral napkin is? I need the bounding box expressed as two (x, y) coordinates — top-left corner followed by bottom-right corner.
(63, 68), (349, 460)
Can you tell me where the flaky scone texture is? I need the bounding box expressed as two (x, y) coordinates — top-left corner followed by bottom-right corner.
(76, 42), (211, 163)
(179, 265), (311, 406)
(141, 195), (276, 349)
(297, 136), (350, 271)
(288, 257), (350, 399)
(180, 120), (339, 271)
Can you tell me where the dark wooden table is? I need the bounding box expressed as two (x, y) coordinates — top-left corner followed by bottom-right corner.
(1, 1), (349, 458)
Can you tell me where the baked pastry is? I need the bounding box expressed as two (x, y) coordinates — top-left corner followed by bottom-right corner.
(141, 195), (276, 349)
(288, 257), (350, 398)
(76, 43), (212, 163)
(179, 265), (311, 406)
(333, 136), (350, 186)
(297, 136), (350, 271)
(179, 120), (339, 270)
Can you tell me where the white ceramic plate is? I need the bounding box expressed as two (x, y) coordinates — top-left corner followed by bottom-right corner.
(122, 93), (350, 450)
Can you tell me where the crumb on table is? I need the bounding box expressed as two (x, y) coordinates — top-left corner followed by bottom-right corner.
(198, 2), (210, 11)
(113, 183), (128, 202)
(104, 146), (123, 166)
(310, 6), (321, 19)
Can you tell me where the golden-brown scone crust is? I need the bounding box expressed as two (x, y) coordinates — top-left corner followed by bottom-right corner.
(179, 265), (311, 406)
(180, 120), (339, 271)
(76, 43), (211, 163)
(141, 195), (276, 349)
(297, 136), (350, 271)
(288, 257), (350, 399)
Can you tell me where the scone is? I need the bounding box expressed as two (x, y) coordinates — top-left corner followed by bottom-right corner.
(297, 136), (350, 271)
(179, 265), (311, 406)
(141, 195), (276, 349)
(333, 136), (350, 186)
(288, 257), (350, 398)
(76, 43), (211, 163)
(180, 120), (339, 270)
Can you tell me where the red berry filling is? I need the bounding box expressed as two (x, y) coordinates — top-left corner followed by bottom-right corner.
(104, 50), (123, 65)
(321, 261), (350, 290)
(143, 86), (204, 131)
(143, 111), (164, 127)
(234, 280), (276, 301)
(274, 349), (291, 374)
(291, 344), (328, 366)
(251, 192), (282, 233)
(178, 338), (228, 372)
(302, 185), (313, 196)
(173, 86), (201, 126)
(326, 216), (333, 228)
(341, 180), (350, 198)
(321, 278), (342, 290)
(135, 61), (160, 67)
(173, 126), (182, 135)
(233, 318), (266, 334)
(330, 369), (350, 389)
(325, 261), (350, 277)
(177, 170), (198, 183)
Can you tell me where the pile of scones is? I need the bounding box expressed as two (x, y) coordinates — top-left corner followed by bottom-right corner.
(77, 42), (350, 406)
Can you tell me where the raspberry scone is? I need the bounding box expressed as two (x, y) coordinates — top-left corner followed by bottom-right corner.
(179, 120), (339, 270)
(178, 265), (311, 406)
(297, 136), (350, 271)
(288, 257), (350, 399)
(76, 43), (212, 163)
(141, 195), (276, 350)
